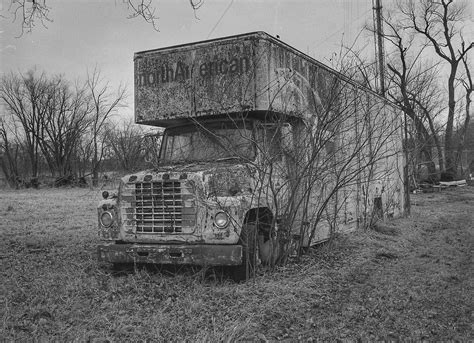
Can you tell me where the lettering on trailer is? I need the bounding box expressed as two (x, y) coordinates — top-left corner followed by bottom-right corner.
(137, 57), (250, 87)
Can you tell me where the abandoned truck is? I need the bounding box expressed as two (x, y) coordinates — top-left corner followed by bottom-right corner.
(97, 32), (406, 280)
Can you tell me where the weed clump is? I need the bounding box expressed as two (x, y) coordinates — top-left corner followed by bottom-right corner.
(372, 222), (400, 236)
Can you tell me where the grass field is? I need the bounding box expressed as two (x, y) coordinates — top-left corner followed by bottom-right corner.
(1, 187), (473, 341)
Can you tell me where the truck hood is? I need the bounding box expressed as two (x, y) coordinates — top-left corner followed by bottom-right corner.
(122, 161), (254, 198)
(150, 159), (249, 172)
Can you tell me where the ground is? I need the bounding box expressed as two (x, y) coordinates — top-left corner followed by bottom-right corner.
(0, 187), (472, 341)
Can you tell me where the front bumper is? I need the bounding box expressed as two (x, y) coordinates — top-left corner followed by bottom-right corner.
(98, 243), (242, 266)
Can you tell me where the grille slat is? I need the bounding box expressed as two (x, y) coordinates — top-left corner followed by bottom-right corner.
(134, 181), (185, 234)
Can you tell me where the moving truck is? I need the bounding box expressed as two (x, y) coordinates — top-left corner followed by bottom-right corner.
(97, 32), (406, 280)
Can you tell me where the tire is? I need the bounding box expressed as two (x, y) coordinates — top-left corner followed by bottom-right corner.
(232, 224), (257, 282)
(258, 234), (280, 266)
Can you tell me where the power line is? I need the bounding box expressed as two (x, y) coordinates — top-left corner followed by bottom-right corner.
(313, 8), (372, 49)
(207, 0), (234, 39)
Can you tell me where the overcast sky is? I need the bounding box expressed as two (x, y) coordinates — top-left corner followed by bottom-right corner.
(1, 0), (391, 118)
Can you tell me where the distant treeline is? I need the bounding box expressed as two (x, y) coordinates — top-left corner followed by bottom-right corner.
(0, 69), (160, 189)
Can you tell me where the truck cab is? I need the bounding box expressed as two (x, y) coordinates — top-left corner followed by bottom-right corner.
(98, 114), (292, 280)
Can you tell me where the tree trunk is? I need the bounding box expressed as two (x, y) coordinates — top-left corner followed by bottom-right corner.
(92, 136), (99, 187)
(444, 68), (459, 177)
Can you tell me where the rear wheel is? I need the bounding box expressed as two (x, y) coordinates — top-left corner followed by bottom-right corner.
(232, 224), (257, 282)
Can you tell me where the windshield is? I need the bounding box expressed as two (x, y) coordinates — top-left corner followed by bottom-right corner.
(161, 121), (255, 163)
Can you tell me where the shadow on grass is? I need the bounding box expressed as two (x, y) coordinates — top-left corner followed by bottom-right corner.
(102, 262), (236, 283)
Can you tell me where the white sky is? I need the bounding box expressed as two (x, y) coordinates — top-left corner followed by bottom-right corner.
(1, 0), (393, 118)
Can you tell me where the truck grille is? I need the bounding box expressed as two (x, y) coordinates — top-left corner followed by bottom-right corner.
(135, 181), (184, 233)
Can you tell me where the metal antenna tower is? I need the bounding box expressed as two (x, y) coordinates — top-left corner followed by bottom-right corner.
(372, 0), (386, 96)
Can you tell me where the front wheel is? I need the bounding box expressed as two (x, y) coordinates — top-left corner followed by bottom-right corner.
(232, 224), (257, 282)
(258, 234), (280, 266)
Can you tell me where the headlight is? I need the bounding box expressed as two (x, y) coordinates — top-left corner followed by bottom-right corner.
(214, 211), (229, 228)
(100, 211), (114, 227)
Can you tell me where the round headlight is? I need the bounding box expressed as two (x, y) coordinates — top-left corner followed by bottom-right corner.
(214, 211), (230, 228)
(100, 211), (114, 227)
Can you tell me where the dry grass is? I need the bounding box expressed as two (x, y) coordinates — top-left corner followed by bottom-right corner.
(1, 187), (473, 341)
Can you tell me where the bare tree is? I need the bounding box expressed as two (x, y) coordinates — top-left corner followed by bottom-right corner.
(398, 0), (473, 177)
(168, 61), (406, 278)
(107, 119), (146, 172)
(327, 34), (379, 92)
(455, 56), (472, 172)
(85, 66), (127, 186)
(125, 0), (203, 30)
(0, 116), (21, 187)
(36, 75), (92, 182)
(6, 0), (51, 36)
(0, 68), (134, 187)
(0, 70), (48, 182)
(362, 7), (444, 182)
(4, 0), (203, 36)
(406, 66), (446, 177)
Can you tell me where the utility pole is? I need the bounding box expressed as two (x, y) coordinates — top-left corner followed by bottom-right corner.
(372, 0), (386, 97)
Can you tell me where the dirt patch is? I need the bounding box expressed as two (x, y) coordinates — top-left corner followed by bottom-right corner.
(0, 187), (472, 341)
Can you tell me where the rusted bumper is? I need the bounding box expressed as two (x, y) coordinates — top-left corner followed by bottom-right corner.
(97, 243), (242, 266)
